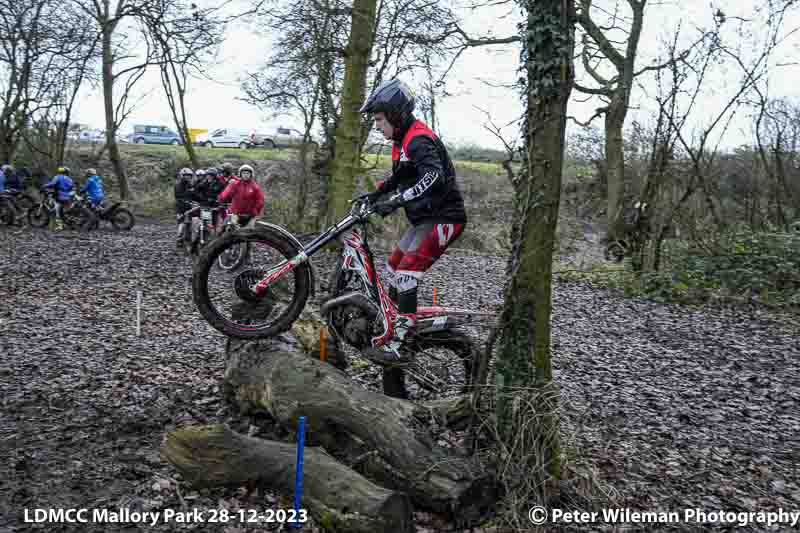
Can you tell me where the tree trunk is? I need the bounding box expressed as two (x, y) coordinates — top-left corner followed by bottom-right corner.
(163, 424), (414, 533)
(223, 332), (498, 525)
(605, 100), (627, 240)
(326, 0), (377, 225)
(495, 0), (575, 484)
(101, 24), (129, 199)
(177, 86), (198, 168)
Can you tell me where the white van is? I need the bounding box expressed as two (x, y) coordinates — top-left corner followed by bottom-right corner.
(197, 128), (251, 149)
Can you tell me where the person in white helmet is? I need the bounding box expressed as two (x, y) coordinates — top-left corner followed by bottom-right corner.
(217, 163), (264, 226)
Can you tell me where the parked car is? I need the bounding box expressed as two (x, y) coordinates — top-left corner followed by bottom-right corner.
(127, 125), (181, 145)
(249, 127), (319, 149)
(195, 128), (251, 149)
(77, 129), (106, 143)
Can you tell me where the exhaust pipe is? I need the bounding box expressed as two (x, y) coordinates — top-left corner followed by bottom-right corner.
(320, 291), (379, 318)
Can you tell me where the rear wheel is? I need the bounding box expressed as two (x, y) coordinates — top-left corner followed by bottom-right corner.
(110, 208), (135, 230)
(402, 330), (477, 400)
(264, 139), (276, 149)
(192, 227), (311, 339)
(63, 205), (94, 230)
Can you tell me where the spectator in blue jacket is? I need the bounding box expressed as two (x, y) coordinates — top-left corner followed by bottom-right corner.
(43, 166), (76, 229)
(80, 168), (105, 207)
(0, 166), (5, 192)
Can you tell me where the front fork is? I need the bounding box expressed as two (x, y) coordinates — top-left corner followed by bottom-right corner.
(252, 251), (309, 295)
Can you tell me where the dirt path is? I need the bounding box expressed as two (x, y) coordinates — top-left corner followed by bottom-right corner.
(1, 222), (798, 532)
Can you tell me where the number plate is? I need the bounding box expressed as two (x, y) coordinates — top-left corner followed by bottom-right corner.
(201, 209), (212, 221)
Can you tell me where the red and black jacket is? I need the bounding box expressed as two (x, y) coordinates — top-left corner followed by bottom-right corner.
(376, 117), (467, 226)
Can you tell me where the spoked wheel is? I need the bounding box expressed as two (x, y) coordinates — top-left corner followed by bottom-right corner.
(0, 197), (16, 225)
(63, 205), (94, 230)
(14, 194), (35, 212)
(183, 221), (195, 255)
(110, 208), (135, 230)
(604, 240), (628, 263)
(27, 204), (50, 228)
(192, 227), (311, 339)
(217, 228), (250, 270)
(402, 330), (477, 401)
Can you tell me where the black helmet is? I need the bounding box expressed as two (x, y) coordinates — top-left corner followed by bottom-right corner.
(206, 167), (218, 177)
(360, 78), (415, 126)
(221, 162), (234, 176)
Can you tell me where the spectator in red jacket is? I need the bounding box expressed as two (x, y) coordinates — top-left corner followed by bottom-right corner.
(218, 164), (264, 226)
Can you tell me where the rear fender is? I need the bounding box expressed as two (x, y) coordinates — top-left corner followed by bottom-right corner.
(255, 220), (316, 297)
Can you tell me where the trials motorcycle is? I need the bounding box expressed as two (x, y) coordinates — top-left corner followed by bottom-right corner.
(191, 193), (494, 396)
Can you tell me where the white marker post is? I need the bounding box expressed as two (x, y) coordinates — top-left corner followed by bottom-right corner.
(136, 290), (142, 336)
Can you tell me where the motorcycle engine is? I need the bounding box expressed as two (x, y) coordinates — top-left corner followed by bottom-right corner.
(331, 304), (374, 350)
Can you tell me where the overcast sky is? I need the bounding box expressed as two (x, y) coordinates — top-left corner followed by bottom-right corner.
(71, 0), (800, 151)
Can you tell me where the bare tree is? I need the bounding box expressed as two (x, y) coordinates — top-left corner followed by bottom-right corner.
(752, 95), (800, 228)
(143, 0), (226, 168)
(70, 0), (162, 199)
(0, 0), (66, 162)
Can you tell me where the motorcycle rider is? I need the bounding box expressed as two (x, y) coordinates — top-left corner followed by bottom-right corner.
(175, 167), (195, 245)
(42, 166), (76, 230)
(80, 168), (105, 208)
(218, 164), (264, 227)
(358, 78), (467, 367)
(220, 162), (239, 185)
(193, 167), (228, 227)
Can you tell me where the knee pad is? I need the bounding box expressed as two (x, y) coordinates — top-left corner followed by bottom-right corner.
(395, 272), (419, 293)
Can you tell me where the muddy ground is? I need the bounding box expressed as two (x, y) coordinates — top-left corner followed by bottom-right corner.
(1, 220), (799, 532)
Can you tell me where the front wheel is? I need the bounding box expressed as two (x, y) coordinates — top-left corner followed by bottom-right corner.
(193, 227), (311, 339)
(217, 227), (250, 270)
(0, 197), (16, 225)
(14, 193), (35, 212)
(604, 240), (628, 263)
(27, 204), (50, 228)
(110, 208), (135, 230)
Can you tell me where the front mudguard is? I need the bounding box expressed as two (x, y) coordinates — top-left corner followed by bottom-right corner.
(255, 220), (316, 298)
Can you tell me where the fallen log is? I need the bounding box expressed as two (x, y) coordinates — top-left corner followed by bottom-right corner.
(223, 332), (499, 526)
(162, 424), (413, 533)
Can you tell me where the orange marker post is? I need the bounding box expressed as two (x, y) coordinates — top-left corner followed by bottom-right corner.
(319, 328), (327, 362)
(433, 287), (437, 306)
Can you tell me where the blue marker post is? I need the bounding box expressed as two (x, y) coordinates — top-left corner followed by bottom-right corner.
(289, 416), (306, 529)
